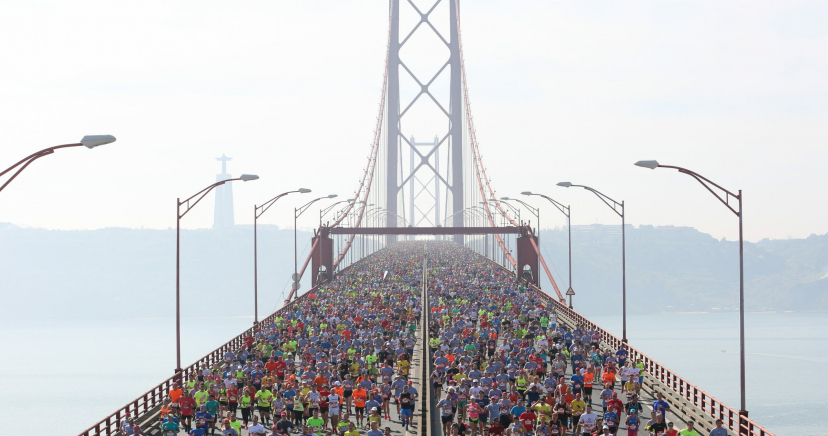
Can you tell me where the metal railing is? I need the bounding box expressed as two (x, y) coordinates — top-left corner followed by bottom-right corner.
(467, 246), (773, 436)
(78, 248), (383, 436)
(78, 286), (318, 436)
(541, 292), (773, 436)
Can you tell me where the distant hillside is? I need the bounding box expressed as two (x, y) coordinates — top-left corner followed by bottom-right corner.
(0, 225), (313, 320)
(536, 225), (828, 315)
(1, 224), (826, 320)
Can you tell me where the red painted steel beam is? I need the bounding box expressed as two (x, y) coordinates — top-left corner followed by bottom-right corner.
(329, 226), (523, 235)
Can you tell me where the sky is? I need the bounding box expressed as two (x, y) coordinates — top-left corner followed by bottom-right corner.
(0, 0), (826, 242)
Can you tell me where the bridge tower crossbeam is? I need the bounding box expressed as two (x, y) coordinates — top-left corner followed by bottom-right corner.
(386, 0), (464, 245)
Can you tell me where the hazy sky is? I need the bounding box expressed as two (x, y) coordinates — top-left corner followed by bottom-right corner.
(1, 1), (826, 242)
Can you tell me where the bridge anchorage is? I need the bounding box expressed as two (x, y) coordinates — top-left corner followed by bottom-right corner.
(74, 1), (773, 436)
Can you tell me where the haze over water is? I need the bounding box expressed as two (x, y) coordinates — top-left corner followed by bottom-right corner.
(1, 312), (819, 435)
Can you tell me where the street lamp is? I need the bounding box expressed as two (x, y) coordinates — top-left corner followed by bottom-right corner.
(557, 181), (627, 342)
(501, 197), (539, 227)
(321, 198), (362, 225)
(254, 188), (311, 325)
(481, 199), (520, 224)
(483, 200), (520, 266)
(294, 194), (337, 296)
(461, 206), (489, 256)
(1, 135), (117, 193)
(175, 173), (259, 377)
(635, 159), (748, 417)
(521, 191), (574, 308)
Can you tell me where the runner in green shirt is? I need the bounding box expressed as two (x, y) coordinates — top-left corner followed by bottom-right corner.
(161, 420), (179, 436)
(306, 409), (325, 433)
(194, 388), (209, 407)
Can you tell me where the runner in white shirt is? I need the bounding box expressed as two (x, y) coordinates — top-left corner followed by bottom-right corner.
(578, 405), (598, 436)
(246, 416), (266, 436)
(328, 392), (341, 430)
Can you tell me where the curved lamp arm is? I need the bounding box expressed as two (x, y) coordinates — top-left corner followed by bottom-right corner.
(180, 175), (259, 219)
(1, 136), (116, 194)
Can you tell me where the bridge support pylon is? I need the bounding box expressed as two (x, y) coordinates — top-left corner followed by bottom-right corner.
(311, 227), (334, 287)
(516, 229), (539, 286)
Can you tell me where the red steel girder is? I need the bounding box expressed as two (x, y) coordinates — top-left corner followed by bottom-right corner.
(329, 226), (525, 235)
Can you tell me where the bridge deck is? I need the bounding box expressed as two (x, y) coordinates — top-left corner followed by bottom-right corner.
(422, 242), (731, 436)
(83, 242), (767, 436)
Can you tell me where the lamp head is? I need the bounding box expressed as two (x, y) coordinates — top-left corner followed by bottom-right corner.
(327, 194), (338, 198)
(240, 174), (259, 182)
(80, 135), (116, 149)
(556, 182), (572, 188)
(298, 188), (312, 193)
(500, 197), (510, 200)
(520, 191), (532, 196)
(634, 160), (660, 170)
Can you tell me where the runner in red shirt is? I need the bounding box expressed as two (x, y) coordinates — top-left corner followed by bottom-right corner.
(179, 390), (196, 432)
(274, 358), (287, 381)
(227, 386), (239, 415)
(488, 419), (505, 435)
(607, 392), (624, 419)
(264, 357), (278, 373)
(519, 410), (537, 433)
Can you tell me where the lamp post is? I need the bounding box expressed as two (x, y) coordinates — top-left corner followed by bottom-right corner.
(501, 197), (539, 228)
(294, 194), (337, 295)
(444, 206), (485, 252)
(254, 188), (311, 325)
(482, 199), (521, 224)
(1, 135), (116, 193)
(483, 200), (520, 266)
(321, 198), (361, 226)
(176, 174), (259, 377)
(635, 160), (748, 418)
(558, 181), (627, 342)
(520, 191), (574, 308)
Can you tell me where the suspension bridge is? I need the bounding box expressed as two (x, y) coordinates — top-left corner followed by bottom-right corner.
(76, 2), (772, 436)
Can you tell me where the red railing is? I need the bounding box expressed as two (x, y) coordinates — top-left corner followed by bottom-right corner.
(77, 287), (316, 436)
(467, 248), (773, 436)
(529, 285), (772, 436)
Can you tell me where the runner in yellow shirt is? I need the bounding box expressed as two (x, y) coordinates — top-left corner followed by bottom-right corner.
(570, 394), (587, 434)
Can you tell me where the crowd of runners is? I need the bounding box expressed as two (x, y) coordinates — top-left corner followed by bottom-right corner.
(425, 242), (720, 436)
(136, 243), (426, 436)
(118, 240), (724, 436)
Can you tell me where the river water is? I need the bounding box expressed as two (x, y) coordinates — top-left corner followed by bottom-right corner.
(1, 312), (821, 435)
(587, 311), (827, 436)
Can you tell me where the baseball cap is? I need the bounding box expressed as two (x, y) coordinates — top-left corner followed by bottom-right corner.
(630, 409), (637, 413)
